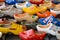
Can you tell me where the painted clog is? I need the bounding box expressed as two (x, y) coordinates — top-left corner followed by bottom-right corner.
(14, 13), (38, 22)
(39, 1), (52, 9)
(15, 1), (32, 9)
(39, 15), (60, 26)
(36, 23), (57, 35)
(1, 5), (22, 16)
(36, 11), (56, 18)
(30, 0), (44, 5)
(19, 29), (46, 40)
(5, 0), (16, 5)
(39, 16), (54, 25)
(50, 4), (60, 14)
(23, 5), (39, 15)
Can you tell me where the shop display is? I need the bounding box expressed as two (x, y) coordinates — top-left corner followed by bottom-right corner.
(0, 0), (59, 40)
(36, 11), (56, 18)
(19, 29), (46, 40)
(14, 13), (38, 22)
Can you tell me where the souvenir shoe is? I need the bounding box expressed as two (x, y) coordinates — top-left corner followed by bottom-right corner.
(38, 15), (54, 25)
(0, 22), (26, 35)
(39, 15), (60, 26)
(39, 0), (52, 9)
(5, 0), (16, 5)
(0, 5), (13, 11)
(23, 5), (39, 15)
(0, 5), (13, 16)
(0, 2), (5, 9)
(36, 11), (56, 18)
(1, 5), (22, 16)
(36, 23), (57, 35)
(14, 13), (38, 22)
(29, 0), (44, 5)
(15, 1), (32, 9)
(50, 4), (60, 14)
(52, 0), (60, 4)
(19, 29), (46, 40)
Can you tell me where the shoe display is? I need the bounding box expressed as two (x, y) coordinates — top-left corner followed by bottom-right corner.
(0, 0), (60, 40)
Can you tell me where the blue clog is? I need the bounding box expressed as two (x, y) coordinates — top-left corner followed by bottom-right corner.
(39, 16), (60, 26)
(5, 0), (16, 5)
(5, 0), (26, 5)
(39, 16), (54, 25)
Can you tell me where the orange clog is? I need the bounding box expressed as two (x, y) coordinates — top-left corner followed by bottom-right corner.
(36, 11), (57, 18)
